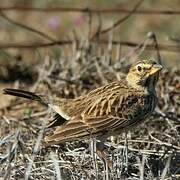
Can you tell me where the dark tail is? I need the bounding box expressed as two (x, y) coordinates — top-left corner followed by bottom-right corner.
(3, 88), (46, 105)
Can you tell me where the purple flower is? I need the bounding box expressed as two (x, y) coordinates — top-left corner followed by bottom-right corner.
(47, 17), (60, 30)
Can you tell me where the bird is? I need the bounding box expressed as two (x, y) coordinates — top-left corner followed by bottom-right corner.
(3, 59), (162, 147)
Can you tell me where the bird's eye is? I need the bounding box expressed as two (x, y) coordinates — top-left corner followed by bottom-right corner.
(137, 65), (142, 72)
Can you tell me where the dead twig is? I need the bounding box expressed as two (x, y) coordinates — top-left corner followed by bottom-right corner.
(0, 40), (179, 53)
(0, 11), (57, 42)
(1, 6), (180, 16)
(92, 0), (144, 38)
(147, 32), (162, 65)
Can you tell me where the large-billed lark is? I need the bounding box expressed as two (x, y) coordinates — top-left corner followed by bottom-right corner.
(3, 60), (162, 146)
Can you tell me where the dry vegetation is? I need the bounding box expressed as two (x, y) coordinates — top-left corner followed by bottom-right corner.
(1, 40), (180, 179)
(0, 0), (180, 180)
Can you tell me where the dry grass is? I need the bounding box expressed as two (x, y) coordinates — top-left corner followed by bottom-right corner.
(0, 37), (179, 180)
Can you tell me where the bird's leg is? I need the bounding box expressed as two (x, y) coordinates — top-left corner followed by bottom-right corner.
(96, 141), (113, 170)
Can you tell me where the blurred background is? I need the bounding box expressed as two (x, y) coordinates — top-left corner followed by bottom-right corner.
(0, 0), (180, 68)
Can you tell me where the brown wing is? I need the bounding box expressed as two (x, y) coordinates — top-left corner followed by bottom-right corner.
(82, 90), (142, 131)
(55, 81), (129, 117)
(45, 81), (146, 145)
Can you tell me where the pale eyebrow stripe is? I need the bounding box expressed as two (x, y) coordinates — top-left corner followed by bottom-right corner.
(135, 63), (152, 70)
(142, 64), (152, 69)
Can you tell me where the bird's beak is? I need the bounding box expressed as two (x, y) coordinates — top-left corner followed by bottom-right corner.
(149, 64), (162, 76)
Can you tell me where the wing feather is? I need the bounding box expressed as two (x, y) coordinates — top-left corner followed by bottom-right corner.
(82, 91), (141, 134)
(45, 81), (146, 145)
(45, 121), (89, 143)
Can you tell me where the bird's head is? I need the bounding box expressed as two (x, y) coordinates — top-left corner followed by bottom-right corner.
(126, 60), (162, 92)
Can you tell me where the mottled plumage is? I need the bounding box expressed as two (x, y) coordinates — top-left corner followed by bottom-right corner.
(3, 60), (162, 146)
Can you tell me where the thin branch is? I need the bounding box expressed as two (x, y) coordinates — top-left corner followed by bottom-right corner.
(0, 40), (179, 53)
(1, 6), (180, 15)
(95, 13), (102, 40)
(92, 0), (144, 37)
(147, 32), (162, 64)
(0, 11), (57, 42)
